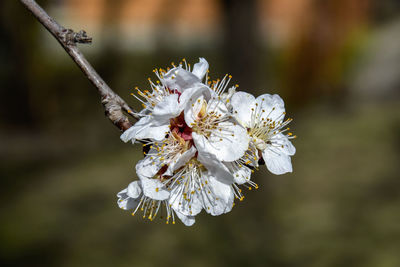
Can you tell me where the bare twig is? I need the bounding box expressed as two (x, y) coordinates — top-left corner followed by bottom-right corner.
(20, 0), (139, 131)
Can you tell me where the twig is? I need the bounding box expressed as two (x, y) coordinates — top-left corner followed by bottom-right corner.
(20, 0), (139, 131)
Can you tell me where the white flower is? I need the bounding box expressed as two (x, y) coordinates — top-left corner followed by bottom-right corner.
(136, 131), (196, 177)
(117, 58), (296, 226)
(162, 58), (209, 92)
(184, 94), (249, 162)
(231, 92), (296, 175)
(121, 58), (211, 144)
(223, 142), (261, 201)
(132, 130), (236, 224)
(117, 181), (194, 225)
(166, 151), (236, 217)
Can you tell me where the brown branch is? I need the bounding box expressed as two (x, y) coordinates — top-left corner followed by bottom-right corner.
(20, 0), (139, 131)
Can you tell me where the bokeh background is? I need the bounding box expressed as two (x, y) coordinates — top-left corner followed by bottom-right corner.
(1, 0), (400, 266)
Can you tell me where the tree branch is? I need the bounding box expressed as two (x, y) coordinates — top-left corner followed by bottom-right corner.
(20, 0), (139, 131)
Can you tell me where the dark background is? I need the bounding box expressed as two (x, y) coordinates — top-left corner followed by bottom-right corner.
(1, 0), (400, 266)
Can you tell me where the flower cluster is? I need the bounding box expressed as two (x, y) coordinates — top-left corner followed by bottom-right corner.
(117, 58), (296, 226)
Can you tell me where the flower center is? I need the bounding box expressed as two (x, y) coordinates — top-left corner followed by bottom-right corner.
(170, 112), (193, 142)
(166, 158), (220, 214)
(191, 101), (230, 138)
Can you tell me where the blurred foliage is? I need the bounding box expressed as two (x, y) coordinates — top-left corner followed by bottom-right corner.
(1, 0), (400, 267)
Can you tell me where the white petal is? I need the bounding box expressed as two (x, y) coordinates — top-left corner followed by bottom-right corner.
(135, 124), (169, 141)
(220, 86), (237, 110)
(169, 186), (203, 216)
(136, 153), (162, 179)
(117, 188), (131, 209)
(117, 197), (140, 210)
(197, 150), (234, 184)
(127, 180), (142, 198)
(181, 86), (212, 126)
(163, 67), (200, 92)
(231, 91), (256, 127)
(117, 188), (129, 199)
(256, 94), (285, 123)
(120, 116), (150, 143)
(262, 148), (293, 175)
(165, 146), (197, 176)
(140, 176), (170, 200)
(152, 94), (180, 118)
(202, 175), (234, 216)
(224, 162), (252, 185)
(272, 133), (296, 156)
(120, 116), (169, 142)
(179, 83), (211, 108)
(206, 97), (229, 116)
(192, 122), (249, 162)
(184, 95), (205, 127)
(117, 181), (142, 210)
(175, 211), (196, 226)
(191, 58), (209, 80)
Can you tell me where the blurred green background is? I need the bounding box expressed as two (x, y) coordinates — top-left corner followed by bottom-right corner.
(1, 0), (400, 266)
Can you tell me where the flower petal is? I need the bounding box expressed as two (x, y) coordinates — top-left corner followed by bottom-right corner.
(117, 181), (142, 210)
(262, 148), (293, 175)
(224, 162), (252, 185)
(179, 83), (211, 108)
(135, 154), (171, 199)
(120, 116), (150, 143)
(117, 196), (140, 210)
(231, 91), (256, 127)
(184, 95), (205, 127)
(127, 181), (142, 198)
(169, 186), (203, 216)
(181, 87), (213, 127)
(135, 124), (169, 141)
(140, 176), (170, 200)
(206, 97), (229, 116)
(175, 211), (196, 226)
(256, 94), (285, 123)
(192, 122), (249, 162)
(165, 145), (197, 176)
(152, 94), (180, 118)
(271, 133), (296, 156)
(191, 58), (209, 80)
(120, 116), (169, 142)
(136, 152), (163, 179)
(197, 150), (234, 184)
(201, 175), (234, 216)
(163, 67), (200, 92)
